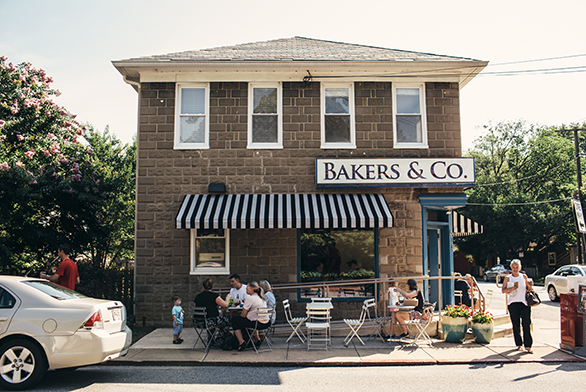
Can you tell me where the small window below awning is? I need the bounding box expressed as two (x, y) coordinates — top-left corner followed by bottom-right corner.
(452, 211), (483, 237)
(175, 193), (394, 230)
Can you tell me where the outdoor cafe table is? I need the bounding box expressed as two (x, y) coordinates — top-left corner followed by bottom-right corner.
(387, 305), (414, 340)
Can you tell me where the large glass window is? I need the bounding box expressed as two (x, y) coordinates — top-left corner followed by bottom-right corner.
(191, 229), (230, 275)
(175, 83), (209, 149)
(299, 229), (376, 299)
(248, 83), (282, 148)
(321, 83), (356, 149)
(393, 83), (428, 148)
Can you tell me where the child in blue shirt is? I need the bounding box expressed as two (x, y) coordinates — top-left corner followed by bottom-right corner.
(172, 295), (184, 344)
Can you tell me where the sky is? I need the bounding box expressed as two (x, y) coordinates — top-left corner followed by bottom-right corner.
(1, 0), (585, 151)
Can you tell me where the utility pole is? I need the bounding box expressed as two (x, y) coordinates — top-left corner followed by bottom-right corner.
(557, 127), (586, 264)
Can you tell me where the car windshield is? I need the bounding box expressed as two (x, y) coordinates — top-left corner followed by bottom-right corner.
(24, 280), (87, 300)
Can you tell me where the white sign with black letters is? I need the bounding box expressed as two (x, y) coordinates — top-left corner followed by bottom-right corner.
(573, 199), (586, 233)
(316, 158), (475, 187)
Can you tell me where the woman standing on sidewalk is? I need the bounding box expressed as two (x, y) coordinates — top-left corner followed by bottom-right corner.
(502, 259), (533, 353)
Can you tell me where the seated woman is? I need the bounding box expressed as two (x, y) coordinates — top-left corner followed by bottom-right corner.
(193, 278), (232, 350)
(231, 281), (271, 351)
(393, 278), (425, 338)
(259, 280), (277, 325)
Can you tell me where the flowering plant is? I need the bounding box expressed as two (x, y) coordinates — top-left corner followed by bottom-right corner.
(471, 310), (494, 324)
(442, 304), (472, 319)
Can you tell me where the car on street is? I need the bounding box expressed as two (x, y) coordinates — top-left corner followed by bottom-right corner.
(482, 264), (511, 283)
(0, 275), (132, 390)
(544, 264), (586, 302)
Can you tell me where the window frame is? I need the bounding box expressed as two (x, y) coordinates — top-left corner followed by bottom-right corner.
(392, 83), (428, 149)
(247, 82), (283, 149)
(174, 83), (210, 150)
(190, 228), (230, 275)
(320, 83), (356, 149)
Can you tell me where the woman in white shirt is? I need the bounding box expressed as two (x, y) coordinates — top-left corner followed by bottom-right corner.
(501, 259), (533, 353)
(231, 281), (270, 351)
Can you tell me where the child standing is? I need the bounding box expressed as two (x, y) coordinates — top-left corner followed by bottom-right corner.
(172, 295), (184, 344)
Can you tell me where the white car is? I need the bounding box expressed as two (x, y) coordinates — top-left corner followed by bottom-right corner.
(0, 276), (132, 390)
(544, 264), (586, 302)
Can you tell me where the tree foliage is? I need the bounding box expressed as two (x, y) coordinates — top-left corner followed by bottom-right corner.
(455, 121), (578, 265)
(0, 56), (135, 273)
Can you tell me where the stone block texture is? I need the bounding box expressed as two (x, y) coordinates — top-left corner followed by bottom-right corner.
(135, 81), (464, 325)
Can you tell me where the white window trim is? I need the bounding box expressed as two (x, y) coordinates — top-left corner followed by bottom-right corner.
(392, 83), (428, 149)
(320, 82), (356, 149)
(190, 229), (230, 275)
(174, 83), (210, 150)
(247, 82), (283, 149)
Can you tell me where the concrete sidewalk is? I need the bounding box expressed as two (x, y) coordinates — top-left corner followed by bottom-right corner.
(111, 322), (585, 366)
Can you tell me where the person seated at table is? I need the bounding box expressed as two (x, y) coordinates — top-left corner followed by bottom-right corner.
(392, 278), (425, 338)
(455, 273), (479, 311)
(229, 274), (248, 305)
(231, 281), (271, 351)
(193, 278), (232, 350)
(259, 280), (277, 325)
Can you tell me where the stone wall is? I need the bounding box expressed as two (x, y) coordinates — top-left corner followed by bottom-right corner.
(135, 81), (462, 325)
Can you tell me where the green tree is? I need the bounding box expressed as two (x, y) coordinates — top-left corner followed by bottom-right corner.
(456, 121), (577, 265)
(0, 56), (135, 273)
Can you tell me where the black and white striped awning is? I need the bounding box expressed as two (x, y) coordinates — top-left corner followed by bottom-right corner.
(452, 211), (483, 237)
(176, 193), (393, 230)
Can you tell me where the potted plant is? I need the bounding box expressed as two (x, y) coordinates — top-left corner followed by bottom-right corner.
(441, 304), (471, 343)
(470, 310), (494, 344)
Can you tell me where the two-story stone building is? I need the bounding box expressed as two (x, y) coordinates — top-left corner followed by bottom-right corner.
(113, 37), (487, 326)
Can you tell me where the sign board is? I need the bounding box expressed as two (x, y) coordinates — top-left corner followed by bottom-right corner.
(316, 158), (475, 187)
(572, 199), (586, 233)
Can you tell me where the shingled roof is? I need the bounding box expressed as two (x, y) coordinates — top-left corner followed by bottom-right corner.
(119, 37), (476, 63)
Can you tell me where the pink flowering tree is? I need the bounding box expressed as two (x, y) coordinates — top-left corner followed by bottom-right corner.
(0, 56), (135, 272)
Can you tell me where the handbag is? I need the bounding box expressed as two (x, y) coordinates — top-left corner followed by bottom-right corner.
(526, 290), (541, 307)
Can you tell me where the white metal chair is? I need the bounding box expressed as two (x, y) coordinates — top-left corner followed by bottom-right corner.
(283, 299), (307, 343)
(364, 298), (390, 342)
(406, 302), (436, 344)
(244, 307), (275, 353)
(192, 306), (218, 353)
(306, 307), (331, 350)
(343, 302), (369, 347)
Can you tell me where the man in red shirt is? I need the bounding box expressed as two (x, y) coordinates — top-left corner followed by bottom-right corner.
(40, 244), (80, 290)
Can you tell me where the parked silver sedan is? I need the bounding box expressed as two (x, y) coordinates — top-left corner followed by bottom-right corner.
(0, 276), (132, 390)
(544, 264), (586, 302)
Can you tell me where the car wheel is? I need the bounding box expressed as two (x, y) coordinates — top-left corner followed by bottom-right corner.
(483, 274), (488, 282)
(0, 338), (47, 390)
(548, 285), (559, 302)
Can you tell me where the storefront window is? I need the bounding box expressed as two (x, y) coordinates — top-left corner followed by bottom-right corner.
(299, 229), (376, 299)
(191, 229), (230, 275)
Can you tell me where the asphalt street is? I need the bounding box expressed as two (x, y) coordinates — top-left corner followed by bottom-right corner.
(30, 362), (586, 392)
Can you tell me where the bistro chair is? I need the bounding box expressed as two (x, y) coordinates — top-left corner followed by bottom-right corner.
(306, 307), (331, 350)
(343, 301), (369, 347)
(244, 307), (275, 354)
(310, 297), (332, 303)
(192, 306), (218, 353)
(454, 290), (463, 305)
(406, 302), (436, 345)
(364, 298), (390, 342)
(283, 299), (307, 343)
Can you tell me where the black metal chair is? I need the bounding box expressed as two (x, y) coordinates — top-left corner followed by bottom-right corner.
(192, 306), (218, 353)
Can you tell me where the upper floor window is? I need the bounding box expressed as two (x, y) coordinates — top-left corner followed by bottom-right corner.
(393, 83), (428, 149)
(321, 83), (356, 149)
(174, 83), (209, 149)
(191, 229), (230, 275)
(248, 83), (282, 149)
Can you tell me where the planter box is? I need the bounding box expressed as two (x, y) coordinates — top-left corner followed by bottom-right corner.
(441, 316), (469, 343)
(471, 322), (493, 344)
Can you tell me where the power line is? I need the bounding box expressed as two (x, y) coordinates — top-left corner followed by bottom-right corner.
(489, 53), (586, 66)
(467, 197), (572, 206)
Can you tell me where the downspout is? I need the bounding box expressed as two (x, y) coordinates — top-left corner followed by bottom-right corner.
(123, 75), (141, 321)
